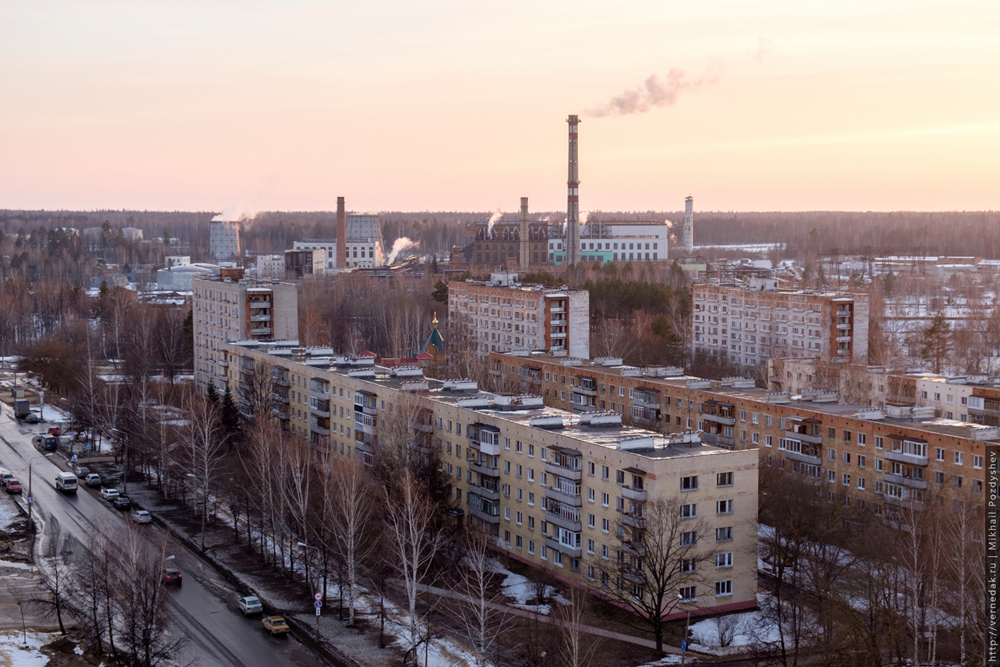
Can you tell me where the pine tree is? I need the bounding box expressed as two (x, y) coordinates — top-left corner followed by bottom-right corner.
(220, 387), (241, 440)
(206, 380), (220, 404)
(431, 280), (449, 304)
(919, 312), (951, 374)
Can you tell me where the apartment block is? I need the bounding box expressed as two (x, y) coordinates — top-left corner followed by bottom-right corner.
(192, 272), (299, 392)
(448, 277), (589, 359)
(222, 340), (758, 619)
(693, 281), (869, 369)
(491, 352), (988, 532)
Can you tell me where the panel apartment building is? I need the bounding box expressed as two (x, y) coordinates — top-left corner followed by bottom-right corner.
(192, 271), (299, 392)
(693, 280), (869, 369)
(491, 352), (989, 532)
(222, 339), (758, 620)
(448, 277), (590, 359)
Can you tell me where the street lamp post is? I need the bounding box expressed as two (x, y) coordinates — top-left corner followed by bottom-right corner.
(678, 593), (692, 667)
(297, 541), (322, 641)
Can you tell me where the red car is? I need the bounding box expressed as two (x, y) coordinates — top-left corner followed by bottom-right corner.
(5, 479), (22, 494)
(47, 427), (62, 437)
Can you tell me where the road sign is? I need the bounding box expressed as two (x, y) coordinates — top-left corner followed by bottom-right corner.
(315, 607), (321, 616)
(26, 497), (33, 504)
(314, 600), (322, 608)
(681, 641), (687, 652)
(314, 593), (322, 601)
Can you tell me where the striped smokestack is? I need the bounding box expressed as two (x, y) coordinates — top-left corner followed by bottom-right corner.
(336, 196), (347, 269)
(682, 195), (694, 255)
(519, 197), (529, 273)
(566, 115), (581, 266)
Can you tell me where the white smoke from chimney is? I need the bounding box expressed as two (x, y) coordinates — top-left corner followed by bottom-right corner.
(212, 204), (258, 223)
(664, 219), (674, 229)
(587, 62), (724, 118)
(580, 211), (590, 225)
(387, 237), (419, 265)
(486, 208), (503, 236)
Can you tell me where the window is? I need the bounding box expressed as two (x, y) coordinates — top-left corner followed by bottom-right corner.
(827, 470), (835, 483)
(842, 473), (850, 486)
(602, 492), (610, 507)
(587, 565), (594, 579)
(974, 454), (983, 469)
(528, 444), (534, 457)
(681, 503), (698, 519)
(765, 435), (772, 447)
(602, 466), (610, 480)
(875, 458), (883, 472)
(936, 448), (945, 462)
(680, 531), (698, 546)
(528, 517), (535, 529)
(516, 511), (522, 525)
(717, 472), (734, 487)
(715, 580), (733, 597)
(681, 476), (699, 491)
(875, 436), (883, 450)
(679, 586), (697, 602)
(827, 427), (836, 440)
(954, 475), (963, 489)
(716, 552), (733, 569)
(516, 536), (522, 549)
(843, 452), (851, 465)
(515, 464), (522, 478)
(505, 507), (511, 520)
(858, 455), (866, 469)
(528, 540), (535, 554)
(765, 415), (773, 427)
(587, 513), (595, 527)
(602, 518), (610, 533)
(954, 452), (964, 465)
(935, 471), (945, 485)
(587, 539), (595, 554)
(857, 433), (866, 446)
(601, 544), (609, 559)
(516, 441), (523, 454)
(587, 461), (595, 476)
(588, 488), (595, 502)
(681, 558), (697, 573)
(516, 488), (522, 501)
(828, 448), (836, 461)
(616, 470), (625, 485)
(717, 500), (734, 515)
(527, 468), (534, 482)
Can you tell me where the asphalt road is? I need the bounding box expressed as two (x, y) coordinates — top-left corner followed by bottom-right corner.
(0, 407), (327, 667)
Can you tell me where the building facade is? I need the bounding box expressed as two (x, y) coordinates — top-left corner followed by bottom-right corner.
(549, 221), (670, 265)
(693, 282), (869, 369)
(448, 278), (590, 359)
(491, 352), (988, 533)
(294, 213), (385, 271)
(222, 339), (758, 620)
(192, 271), (299, 391)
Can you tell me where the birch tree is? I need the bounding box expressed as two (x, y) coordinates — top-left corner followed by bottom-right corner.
(330, 458), (378, 627)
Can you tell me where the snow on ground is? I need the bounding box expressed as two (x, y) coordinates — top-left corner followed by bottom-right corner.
(635, 654), (683, 666)
(0, 497), (22, 531)
(0, 632), (62, 666)
(487, 558), (570, 615)
(688, 593), (781, 655)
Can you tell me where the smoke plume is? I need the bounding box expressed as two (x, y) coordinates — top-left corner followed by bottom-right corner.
(212, 204), (258, 223)
(387, 237), (419, 265)
(588, 64), (723, 118)
(486, 208), (503, 236)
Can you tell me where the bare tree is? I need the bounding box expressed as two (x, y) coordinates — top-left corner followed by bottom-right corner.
(451, 530), (510, 666)
(184, 393), (226, 551)
(383, 469), (446, 665)
(30, 560), (72, 635)
(591, 496), (707, 653)
(554, 583), (600, 667)
(330, 458), (378, 627)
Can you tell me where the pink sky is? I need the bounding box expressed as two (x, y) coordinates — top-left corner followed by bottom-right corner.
(2, 1), (998, 213)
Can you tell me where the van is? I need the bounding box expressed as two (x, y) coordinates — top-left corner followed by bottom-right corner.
(55, 473), (78, 494)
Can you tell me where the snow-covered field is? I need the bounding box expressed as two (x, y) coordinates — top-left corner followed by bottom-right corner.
(0, 632), (67, 667)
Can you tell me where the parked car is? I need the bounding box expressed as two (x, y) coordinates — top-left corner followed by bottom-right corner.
(163, 568), (182, 586)
(261, 616), (290, 635)
(101, 488), (120, 501)
(84, 473), (102, 487)
(238, 596), (263, 615)
(47, 426), (61, 436)
(5, 479), (21, 494)
(0, 471), (13, 487)
(113, 496), (131, 511)
(24, 413), (40, 424)
(129, 510), (151, 524)
(73, 465), (90, 477)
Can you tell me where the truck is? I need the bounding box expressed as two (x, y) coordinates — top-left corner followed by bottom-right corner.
(13, 399), (29, 420)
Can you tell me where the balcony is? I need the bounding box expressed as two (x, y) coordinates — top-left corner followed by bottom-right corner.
(273, 375), (290, 387)
(545, 486), (582, 508)
(885, 450), (929, 467)
(884, 472), (928, 490)
(785, 429), (822, 445)
(545, 462), (582, 481)
(619, 509), (646, 529)
(550, 331), (567, 339)
(409, 419), (434, 433)
(622, 567), (645, 585)
(273, 393), (290, 405)
(621, 486), (647, 502)
(545, 505), (582, 532)
(272, 408), (288, 420)
(837, 322), (851, 330)
(250, 314), (271, 322)
(310, 424), (330, 436)
(249, 300), (271, 309)
(576, 379), (598, 396)
(250, 327), (272, 336)
(785, 450), (822, 466)
(354, 413), (377, 434)
(218, 360), (229, 368)
(474, 485), (500, 501)
(549, 306), (566, 314)
(700, 432), (735, 449)
(470, 461), (500, 477)
(634, 393), (661, 410)
(467, 500), (500, 525)
(477, 438), (501, 456)
(311, 404), (331, 418)
(621, 540), (646, 557)
(550, 317), (566, 326)
(545, 537), (582, 559)
(836, 335), (852, 343)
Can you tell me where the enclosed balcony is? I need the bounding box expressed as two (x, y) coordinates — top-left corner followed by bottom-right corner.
(576, 376), (598, 396)
(545, 537), (582, 559)
(544, 497), (582, 532)
(884, 472), (928, 490)
(544, 447), (582, 481)
(701, 400), (736, 425)
(633, 388), (661, 409)
(785, 418), (822, 444)
(885, 436), (929, 466)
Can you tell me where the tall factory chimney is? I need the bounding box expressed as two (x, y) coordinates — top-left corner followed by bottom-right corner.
(566, 115), (581, 266)
(682, 195), (694, 255)
(519, 197), (530, 273)
(336, 196), (347, 269)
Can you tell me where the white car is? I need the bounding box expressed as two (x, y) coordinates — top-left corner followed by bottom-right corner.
(101, 488), (120, 501)
(238, 595), (263, 615)
(129, 510), (152, 524)
(84, 473), (102, 487)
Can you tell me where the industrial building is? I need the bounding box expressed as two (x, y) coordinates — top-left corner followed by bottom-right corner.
(293, 197), (385, 271)
(209, 220), (242, 264)
(221, 339), (759, 620)
(490, 351), (988, 532)
(448, 275), (590, 359)
(191, 269), (298, 391)
(549, 220), (671, 265)
(692, 280), (870, 369)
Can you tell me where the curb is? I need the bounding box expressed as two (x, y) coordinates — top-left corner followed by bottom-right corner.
(144, 506), (362, 667)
